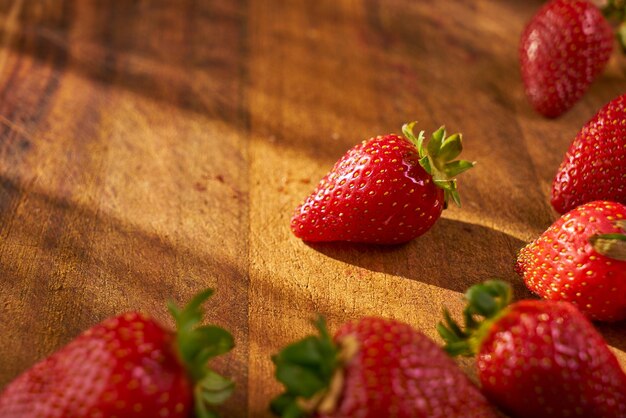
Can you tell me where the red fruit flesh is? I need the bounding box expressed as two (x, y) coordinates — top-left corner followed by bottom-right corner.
(517, 201), (626, 321)
(551, 95), (626, 214)
(0, 313), (192, 418)
(291, 135), (444, 244)
(519, 0), (613, 118)
(323, 318), (497, 418)
(477, 300), (626, 418)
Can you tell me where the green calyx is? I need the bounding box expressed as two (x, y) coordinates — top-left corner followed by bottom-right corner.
(168, 289), (235, 418)
(589, 220), (626, 261)
(437, 280), (512, 357)
(603, 0), (626, 53)
(402, 121), (475, 208)
(270, 317), (355, 418)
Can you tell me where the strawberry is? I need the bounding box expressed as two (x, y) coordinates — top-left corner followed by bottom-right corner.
(551, 94), (626, 213)
(271, 317), (498, 418)
(0, 289), (234, 418)
(291, 122), (474, 244)
(519, 0), (613, 118)
(516, 200), (626, 321)
(439, 280), (626, 418)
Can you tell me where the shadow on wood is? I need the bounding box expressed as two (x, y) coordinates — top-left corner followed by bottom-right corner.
(307, 217), (533, 298)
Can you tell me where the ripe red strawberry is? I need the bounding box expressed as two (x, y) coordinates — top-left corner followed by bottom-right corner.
(0, 289), (234, 418)
(271, 317), (499, 418)
(519, 0), (613, 118)
(516, 200), (626, 321)
(439, 280), (626, 418)
(551, 94), (626, 213)
(291, 122), (474, 244)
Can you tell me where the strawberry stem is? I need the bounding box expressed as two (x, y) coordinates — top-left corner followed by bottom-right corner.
(168, 289), (235, 418)
(437, 280), (512, 357)
(402, 122), (474, 208)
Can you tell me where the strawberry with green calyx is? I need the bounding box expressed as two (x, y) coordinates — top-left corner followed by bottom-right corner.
(516, 201), (626, 321)
(271, 316), (498, 418)
(291, 122), (474, 244)
(0, 288), (234, 418)
(439, 280), (626, 418)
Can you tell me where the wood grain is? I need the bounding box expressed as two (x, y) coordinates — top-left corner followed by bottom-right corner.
(0, 0), (624, 417)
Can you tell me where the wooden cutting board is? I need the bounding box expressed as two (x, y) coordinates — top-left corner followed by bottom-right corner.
(0, 0), (624, 416)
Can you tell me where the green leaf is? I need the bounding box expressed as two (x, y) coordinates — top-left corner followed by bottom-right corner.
(439, 280), (513, 359)
(167, 301), (182, 323)
(437, 322), (460, 343)
(283, 402), (306, 418)
(270, 394), (308, 418)
(590, 233), (626, 261)
(198, 370), (235, 405)
(427, 126), (446, 158)
(443, 160), (475, 178)
(438, 133), (462, 161)
(274, 361), (326, 397)
(443, 340), (473, 357)
(270, 316), (340, 417)
(169, 288), (234, 418)
(419, 155), (432, 174)
(278, 336), (325, 368)
(434, 179), (453, 190)
(195, 397), (220, 418)
(171, 288), (215, 333)
(443, 309), (466, 339)
(466, 285), (498, 318)
(446, 190), (462, 208)
(270, 394), (295, 415)
(195, 326), (235, 359)
(402, 121), (425, 154)
(178, 325), (234, 376)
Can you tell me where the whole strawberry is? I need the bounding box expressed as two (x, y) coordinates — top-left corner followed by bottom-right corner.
(0, 289), (234, 418)
(271, 317), (498, 418)
(519, 0), (613, 118)
(439, 280), (626, 418)
(516, 200), (626, 321)
(551, 95), (626, 213)
(291, 122), (474, 244)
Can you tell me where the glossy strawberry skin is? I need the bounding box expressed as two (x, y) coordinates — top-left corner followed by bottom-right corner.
(477, 300), (626, 418)
(551, 95), (626, 213)
(0, 313), (192, 418)
(519, 0), (613, 118)
(291, 135), (444, 244)
(517, 201), (626, 321)
(323, 318), (498, 418)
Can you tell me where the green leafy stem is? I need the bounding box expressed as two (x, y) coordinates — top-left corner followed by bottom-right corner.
(402, 122), (475, 208)
(168, 289), (235, 418)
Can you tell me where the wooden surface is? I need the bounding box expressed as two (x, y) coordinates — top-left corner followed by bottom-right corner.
(0, 0), (624, 416)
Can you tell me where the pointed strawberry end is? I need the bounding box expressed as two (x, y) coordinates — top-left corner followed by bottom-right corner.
(590, 221), (626, 261)
(403, 122), (474, 208)
(437, 280), (512, 357)
(168, 289), (235, 418)
(271, 317), (354, 418)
